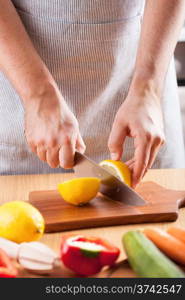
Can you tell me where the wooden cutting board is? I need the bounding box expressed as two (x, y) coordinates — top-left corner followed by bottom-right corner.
(29, 181), (185, 233)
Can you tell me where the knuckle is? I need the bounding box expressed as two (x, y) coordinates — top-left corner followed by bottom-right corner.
(108, 141), (117, 151)
(154, 135), (162, 145)
(62, 135), (72, 146)
(27, 138), (35, 147)
(37, 139), (45, 147)
(133, 173), (141, 183)
(63, 121), (77, 132)
(154, 133), (166, 145)
(114, 115), (122, 125)
(48, 161), (58, 168)
(30, 145), (37, 153)
(145, 131), (152, 142)
(27, 141), (37, 153)
(39, 156), (46, 162)
(47, 137), (58, 148)
(142, 161), (148, 169)
(160, 135), (166, 145)
(108, 136), (123, 151)
(161, 139), (165, 146)
(61, 162), (73, 169)
(25, 133), (34, 145)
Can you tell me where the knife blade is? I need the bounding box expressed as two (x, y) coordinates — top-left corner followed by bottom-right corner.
(74, 152), (146, 206)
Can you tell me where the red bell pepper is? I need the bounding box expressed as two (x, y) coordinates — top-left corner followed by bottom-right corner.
(0, 248), (17, 278)
(61, 235), (120, 276)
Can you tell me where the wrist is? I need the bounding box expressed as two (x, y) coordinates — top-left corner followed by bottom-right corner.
(23, 81), (61, 110)
(128, 70), (163, 102)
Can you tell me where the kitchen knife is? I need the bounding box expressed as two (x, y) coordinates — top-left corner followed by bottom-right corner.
(74, 152), (146, 206)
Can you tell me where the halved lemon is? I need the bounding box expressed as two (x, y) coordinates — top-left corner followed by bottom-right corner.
(58, 177), (101, 206)
(99, 160), (131, 187)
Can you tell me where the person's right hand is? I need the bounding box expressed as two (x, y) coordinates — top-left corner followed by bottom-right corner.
(24, 84), (86, 169)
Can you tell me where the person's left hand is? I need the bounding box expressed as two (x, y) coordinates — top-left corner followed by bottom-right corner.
(108, 85), (165, 188)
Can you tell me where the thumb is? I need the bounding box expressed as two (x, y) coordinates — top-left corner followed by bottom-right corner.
(108, 120), (127, 160)
(76, 133), (86, 154)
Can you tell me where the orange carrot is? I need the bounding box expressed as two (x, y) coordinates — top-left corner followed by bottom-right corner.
(168, 227), (185, 244)
(144, 228), (185, 265)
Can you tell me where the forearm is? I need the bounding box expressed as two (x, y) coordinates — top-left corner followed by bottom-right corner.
(0, 0), (56, 105)
(130, 0), (185, 97)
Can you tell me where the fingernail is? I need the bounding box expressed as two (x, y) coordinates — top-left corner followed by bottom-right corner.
(111, 153), (118, 160)
(132, 178), (139, 189)
(60, 162), (74, 170)
(132, 182), (138, 189)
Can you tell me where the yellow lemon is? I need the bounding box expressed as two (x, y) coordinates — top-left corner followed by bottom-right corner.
(0, 201), (45, 243)
(99, 160), (131, 187)
(58, 177), (101, 206)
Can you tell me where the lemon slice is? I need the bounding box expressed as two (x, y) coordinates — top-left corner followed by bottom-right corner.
(58, 177), (101, 206)
(99, 160), (131, 187)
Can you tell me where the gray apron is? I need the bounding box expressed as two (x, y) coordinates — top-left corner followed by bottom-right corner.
(0, 0), (184, 175)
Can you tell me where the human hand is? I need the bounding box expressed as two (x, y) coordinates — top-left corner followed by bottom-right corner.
(108, 84), (165, 188)
(24, 85), (86, 169)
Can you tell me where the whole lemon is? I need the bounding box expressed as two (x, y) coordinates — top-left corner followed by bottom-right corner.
(0, 201), (45, 243)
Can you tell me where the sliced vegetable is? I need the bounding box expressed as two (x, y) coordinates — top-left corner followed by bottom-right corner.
(168, 227), (185, 244)
(99, 160), (131, 186)
(58, 177), (101, 206)
(61, 235), (120, 276)
(122, 230), (185, 278)
(0, 248), (17, 278)
(144, 228), (185, 265)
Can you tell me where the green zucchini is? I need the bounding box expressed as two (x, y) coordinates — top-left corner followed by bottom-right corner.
(122, 231), (185, 278)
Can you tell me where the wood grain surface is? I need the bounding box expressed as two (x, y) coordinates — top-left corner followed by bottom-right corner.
(29, 182), (185, 233)
(0, 169), (185, 277)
